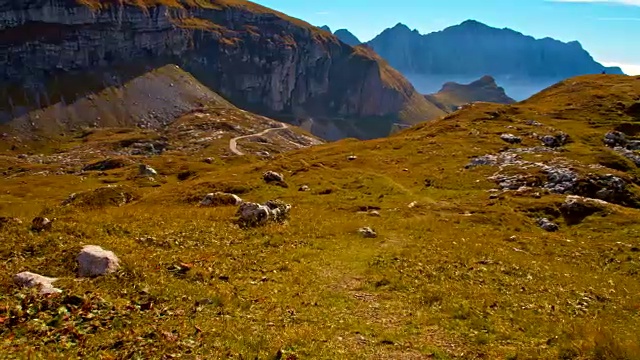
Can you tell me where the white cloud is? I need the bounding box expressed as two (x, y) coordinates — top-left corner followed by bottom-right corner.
(548, 0), (640, 5)
(315, 11), (330, 15)
(602, 62), (640, 75)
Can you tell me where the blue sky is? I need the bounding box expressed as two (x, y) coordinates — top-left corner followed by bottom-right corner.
(255, 0), (640, 75)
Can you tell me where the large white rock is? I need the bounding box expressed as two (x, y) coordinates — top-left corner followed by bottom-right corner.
(13, 271), (61, 294)
(236, 200), (291, 227)
(77, 245), (120, 277)
(200, 192), (243, 206)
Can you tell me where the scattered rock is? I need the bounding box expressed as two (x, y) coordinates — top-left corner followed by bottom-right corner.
(200, 192), (243, 206)
(560, 195), (608, 225)
(61, 193), (77, 206)
(626, 140), (640, 151)
(63, 186), (137, 208)
(408, 201), (418, 208)
(348, 155), (358, 161)
(256, 151), (271, 158)
(31, 217), (52, 232)
(235, 200), (291, 227)
(298, 185), (311, 192)
(263, 171), (284, 183)
(82, 158), (129, 171)
(138, 164), (158, 177)
(77, 245), (121, 277)
(358, 227), (378, 238)
(604, 131), (627, 148)
(540, 132), (570, 148)
(203, 157), (214, 164)
(0, 217), (22, 227)
(13, 272), (61, 294)
(500, 133), (522, 144)
(613, 146), (640, 167)
(368, 210), (381, 217)
(537, 218), (559, 232)
(526, 120), (543, 126)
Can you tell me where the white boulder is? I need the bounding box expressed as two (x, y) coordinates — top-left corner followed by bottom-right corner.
(200, 192), (243, 206)
(138, 164), (158, 177)
(13, 272), (61, 294)
(77, 245), (120, 277)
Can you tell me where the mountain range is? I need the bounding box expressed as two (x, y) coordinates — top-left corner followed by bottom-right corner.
(0, 0), (440, 141)
(322, 20), (624, 100)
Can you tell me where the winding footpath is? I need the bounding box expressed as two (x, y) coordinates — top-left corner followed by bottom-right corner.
(229, 122), (290, 156)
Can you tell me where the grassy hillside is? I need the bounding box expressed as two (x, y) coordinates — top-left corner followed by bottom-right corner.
(1, 75), (640, 358)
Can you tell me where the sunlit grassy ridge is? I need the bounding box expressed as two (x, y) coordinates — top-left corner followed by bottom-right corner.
(1, 75), (640, 358)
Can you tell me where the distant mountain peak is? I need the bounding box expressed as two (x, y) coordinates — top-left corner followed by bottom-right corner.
(426, 75), (515, 112)
(334, 29), (361, 46)
(319, 25), (331, 33)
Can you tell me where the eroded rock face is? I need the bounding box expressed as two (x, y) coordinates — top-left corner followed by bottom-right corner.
(77, 245), (120, 277)
(0, 1), (424, 135)
(13, 272), (61, 294)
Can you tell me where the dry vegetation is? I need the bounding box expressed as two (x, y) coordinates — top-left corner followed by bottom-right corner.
(1, 75), (640, 359)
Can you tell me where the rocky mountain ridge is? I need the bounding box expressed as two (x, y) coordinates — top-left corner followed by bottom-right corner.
(424, 75), (516, 112)
(0, 0), (434, 140)
(368, 20), (623, 78)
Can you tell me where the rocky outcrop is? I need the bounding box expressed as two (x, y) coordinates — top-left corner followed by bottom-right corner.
(424, 75), (516, 112)
(0, 0), (434, 140)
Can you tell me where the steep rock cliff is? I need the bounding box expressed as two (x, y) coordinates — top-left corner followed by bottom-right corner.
(0, 0), (433, 139)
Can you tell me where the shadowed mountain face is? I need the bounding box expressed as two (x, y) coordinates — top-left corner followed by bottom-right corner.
(334, 29), (361, 46)
(368, 20), (625, 100)
(0, 1), (436, 140)
(424, 75), (516, 112)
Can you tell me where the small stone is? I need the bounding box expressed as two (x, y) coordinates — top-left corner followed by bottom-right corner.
(408, 201), (418, 208)
(368, 210), (381, 217)
(298, 185), (311, 192)
(13, 272), (61, 294)
(348, 155), (358, 161)
(203, 157), (214, 164)
(138, 164), (157, 177)
(537, 218), (559, 232)
(263, 171), (284, 183)
(31, 217), (52, 232)
(500, 133), (522, 144)
(77, 245), (121, 277)
(358, 227), (378, 238)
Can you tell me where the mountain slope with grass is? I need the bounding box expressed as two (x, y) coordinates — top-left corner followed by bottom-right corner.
(0, 0), (436, 140)
(1, 74), (640, 358)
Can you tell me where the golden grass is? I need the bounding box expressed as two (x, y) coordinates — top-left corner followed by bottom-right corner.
(2, 75), (640, 358)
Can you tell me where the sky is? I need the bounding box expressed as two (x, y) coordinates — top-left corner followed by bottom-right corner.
(255, 0), (640, 75)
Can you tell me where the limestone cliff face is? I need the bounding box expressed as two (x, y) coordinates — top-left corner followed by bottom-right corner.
(0, 0), (430, 138)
